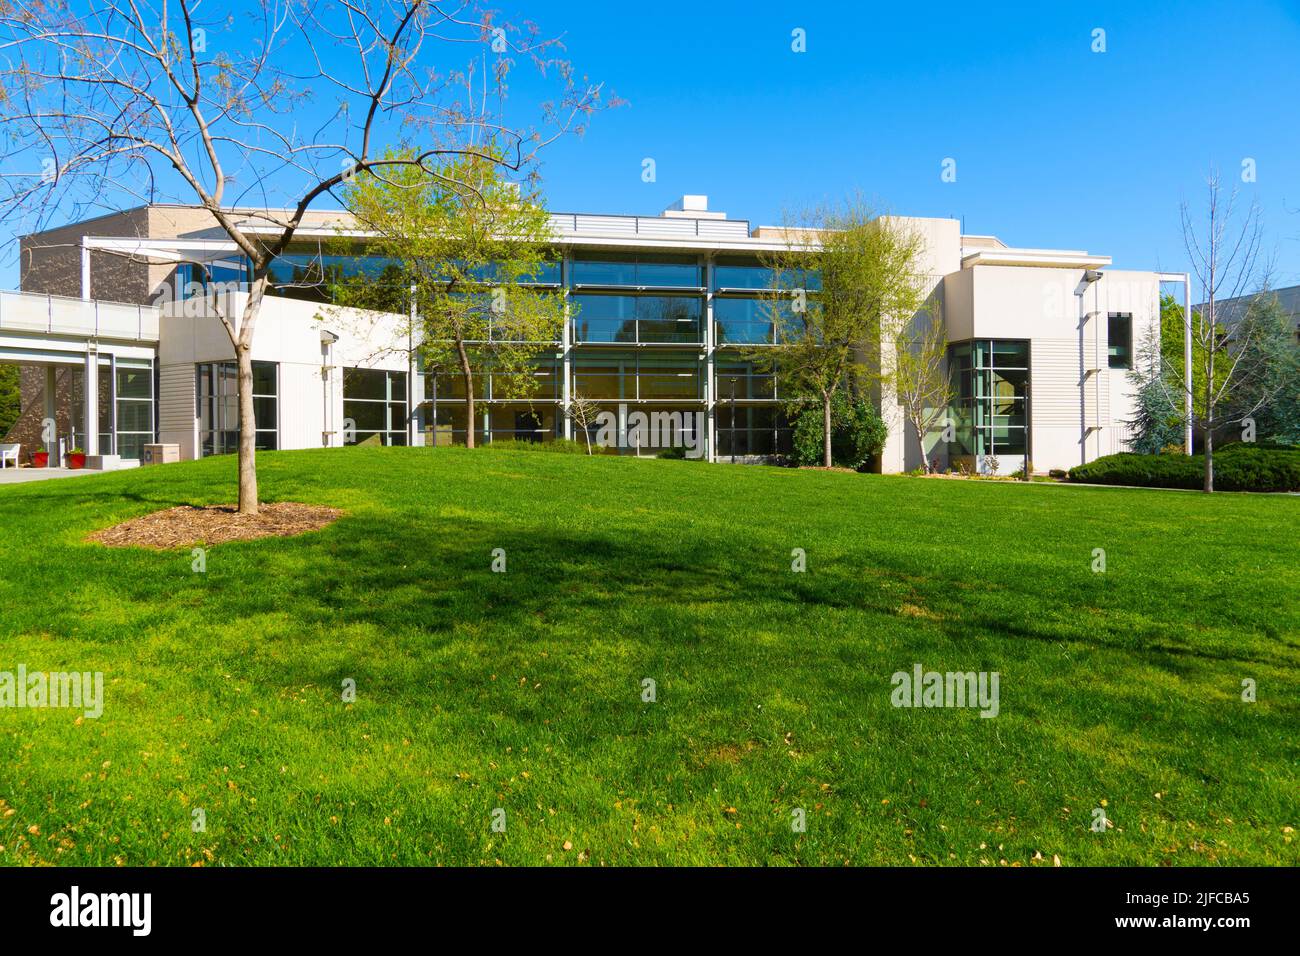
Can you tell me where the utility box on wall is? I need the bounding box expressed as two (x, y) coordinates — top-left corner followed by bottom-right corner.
(141, 443), (180, 465)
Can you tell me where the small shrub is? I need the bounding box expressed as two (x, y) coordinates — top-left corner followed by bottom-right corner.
(787, 394), (887, 470)
(1068, 443), (1300, 492)
(654, 446), (704, 461)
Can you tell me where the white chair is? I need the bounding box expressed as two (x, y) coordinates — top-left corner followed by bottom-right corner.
(0, 443), (18, 469)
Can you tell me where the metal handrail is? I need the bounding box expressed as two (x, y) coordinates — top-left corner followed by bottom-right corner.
(0, 289), (159, 341)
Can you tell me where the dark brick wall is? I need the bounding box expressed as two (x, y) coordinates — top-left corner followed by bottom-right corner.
(3, 365), (113, 464)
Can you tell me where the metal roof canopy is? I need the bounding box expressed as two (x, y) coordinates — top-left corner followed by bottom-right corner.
(79, 236), (244, 301)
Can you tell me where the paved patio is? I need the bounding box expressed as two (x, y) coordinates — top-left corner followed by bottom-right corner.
(0, 466), (114, 484)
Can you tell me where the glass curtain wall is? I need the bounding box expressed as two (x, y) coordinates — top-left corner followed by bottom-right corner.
(709, 257), (793, 455)
(566, 252), (706, 455)
(947, 340), (1029, 461)
(196, 360), (279, 456)
(420, 359), (561, 446)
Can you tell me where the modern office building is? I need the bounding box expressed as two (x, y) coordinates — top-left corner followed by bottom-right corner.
(2, 196), (1170, 473)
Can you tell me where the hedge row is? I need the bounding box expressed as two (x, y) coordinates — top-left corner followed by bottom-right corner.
(480, 438), (594, 455)
(1068, 443), (1300, 492)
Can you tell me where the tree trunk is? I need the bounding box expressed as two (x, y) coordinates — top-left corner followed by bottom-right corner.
(914, 417), (929, 473)
(456, 339), (476, 449)
(236, 272), (269, 515)
(1203, 422), (1214, 493)
(1203, 351), (1214, 493)
(236, 343), (258, 514)
(823, 392), (833, 467)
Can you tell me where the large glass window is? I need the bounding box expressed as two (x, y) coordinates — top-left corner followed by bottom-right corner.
(263, 254), (561, 305)
(637, 358), (701, 400)
(570, 294), (702, 343)
(267, 254), (405, 304)
(67, 367), (114, 454)
(715, 361), (776, 399)
(115, 362), (154, 460)
(419, 405), (485, 447)
(488, 361), (560, 401)
(713, 297), (800, 345)
(417, 402), (557, 446)
(571, 355), (702, 401)
(197, 361), (278, 456)
(343, 367), (408, 446)
(570, 252), (701, 289)
(176, 260), (249, 299)
(1108, 313), (1132, 369)
(424, 361), (559, 402)
(715, 406), (792, 457)
(713, 256), (777, 291)
(572, 357), (629, 400)
(948, 340), (1029, 459)
(487, 405), (558, 442)
(713, 256), (820, 292)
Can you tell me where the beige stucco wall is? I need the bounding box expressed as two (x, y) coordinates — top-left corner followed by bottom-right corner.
(878, 216), (962, 474)
(945, 264), (1160, 473)
(158, 292), (411, 459)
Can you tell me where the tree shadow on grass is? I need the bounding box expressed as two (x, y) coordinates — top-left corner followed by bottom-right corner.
(192, 509), (1298, 712)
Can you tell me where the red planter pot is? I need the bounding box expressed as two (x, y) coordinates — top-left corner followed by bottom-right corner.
(67, 453), (86, 470)
(32, 452), (49, 468)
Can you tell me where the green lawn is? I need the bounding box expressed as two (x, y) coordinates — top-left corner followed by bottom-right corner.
(0, 447), (1296, 866)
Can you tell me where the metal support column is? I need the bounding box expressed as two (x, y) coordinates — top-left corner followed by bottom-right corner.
(704, 255), (716, 462)
(561, 256), (573, 440)
(83, 342), (99, 456)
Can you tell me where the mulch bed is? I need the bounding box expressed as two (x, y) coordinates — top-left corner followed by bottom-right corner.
(87, 502), (343, 549)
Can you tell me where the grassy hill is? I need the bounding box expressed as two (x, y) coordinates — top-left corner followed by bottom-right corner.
(0, 447), (1296, 865)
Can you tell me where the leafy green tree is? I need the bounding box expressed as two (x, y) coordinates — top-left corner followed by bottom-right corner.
(0, 365), (20, 438)
(1224, 293), (1300, 445)
(1127, 321), (1185, 455)
(1156, 293), (1220, 424)
(751, 200), (926, 466)
(335, 149), (565, 448)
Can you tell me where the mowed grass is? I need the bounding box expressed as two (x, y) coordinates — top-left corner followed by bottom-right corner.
(0, 447), (1296, 867)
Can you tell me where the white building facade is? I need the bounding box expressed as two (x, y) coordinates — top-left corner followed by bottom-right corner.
(4, 198), (1168, 474)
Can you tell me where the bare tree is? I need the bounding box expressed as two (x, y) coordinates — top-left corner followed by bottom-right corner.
(889, 294), (952, 474)
(568, 391), (601, 454)
(1177, 169), (1274, 492)
(0, 0), (609, 512)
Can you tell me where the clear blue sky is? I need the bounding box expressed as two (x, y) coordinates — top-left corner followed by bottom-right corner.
(5, 0), (1299, 288)
(529, 0), (1300, 285)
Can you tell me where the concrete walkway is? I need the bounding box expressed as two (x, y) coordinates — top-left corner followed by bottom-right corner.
(0, 466), (116, 484)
